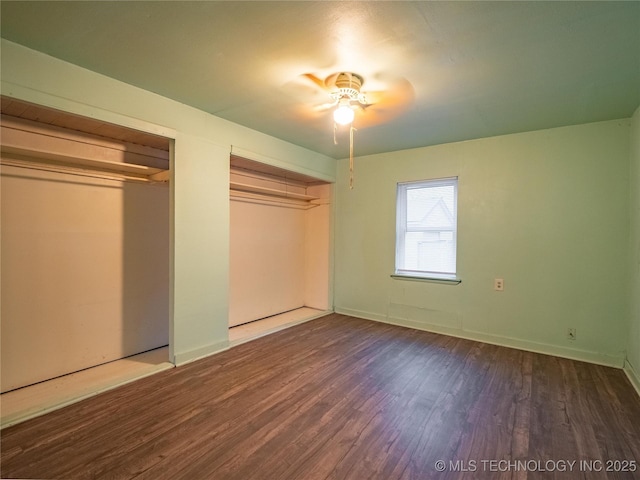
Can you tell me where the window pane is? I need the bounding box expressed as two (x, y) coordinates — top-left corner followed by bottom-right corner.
(396, 178), (457, 277)
(407, 185), (455, 226)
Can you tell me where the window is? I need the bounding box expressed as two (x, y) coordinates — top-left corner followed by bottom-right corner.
(395, 177), (458, 280)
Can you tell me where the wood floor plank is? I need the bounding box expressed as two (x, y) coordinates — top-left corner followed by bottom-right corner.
(1, 314), (639, 480)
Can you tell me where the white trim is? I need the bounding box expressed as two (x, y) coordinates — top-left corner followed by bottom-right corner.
(397, 176), (459, 188)
(395, 177), (458, 278)
(1, 81), (177, 140)
(391, 274), (461, 284)
(1, 362), (174, 429)
(623, 359), (640, 398)
(229, 309), (333, 347)
(335, 307), (625, 368)
(231, 145), (335, 183)
(172, 340), (230, 366)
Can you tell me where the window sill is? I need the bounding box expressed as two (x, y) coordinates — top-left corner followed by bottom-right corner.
(391, 274), (462, 285)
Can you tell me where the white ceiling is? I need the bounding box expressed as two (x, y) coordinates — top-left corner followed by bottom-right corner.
(1, 1), (639, 159)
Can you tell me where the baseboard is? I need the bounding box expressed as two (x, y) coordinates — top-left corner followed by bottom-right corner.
(335, 307), (625, 368)
(623, 359), (640, 398)
(172, 340), (230, 366)
(229, 309), (334, 347)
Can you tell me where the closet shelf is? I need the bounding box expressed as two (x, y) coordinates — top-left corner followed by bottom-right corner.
(230, 181), (318, 202)
(1, 121), (170, 183)
(0, 150), (170, 183)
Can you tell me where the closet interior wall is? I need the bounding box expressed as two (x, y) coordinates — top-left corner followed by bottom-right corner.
(0, 98), (171, 393)
(229, 156), (331, 327)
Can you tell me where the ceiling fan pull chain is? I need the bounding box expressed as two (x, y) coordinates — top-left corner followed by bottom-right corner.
(349, 126), (356, 190)
(334, 122), (338, 145)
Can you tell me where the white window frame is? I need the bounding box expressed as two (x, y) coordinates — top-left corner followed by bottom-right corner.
(394, 177), (460, 283)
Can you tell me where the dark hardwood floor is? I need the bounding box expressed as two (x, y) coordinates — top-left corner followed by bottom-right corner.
(2, 314), (639, 479)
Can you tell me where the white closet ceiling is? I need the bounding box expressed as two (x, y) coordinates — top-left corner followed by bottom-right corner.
(1, 97), (170, 151)
(1, 1), (639, 158)
(1, 97), (170, 182)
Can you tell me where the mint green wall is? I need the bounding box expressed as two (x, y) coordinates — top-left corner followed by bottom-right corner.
(628, 106), (640, 383)
(2, 39), (636, 372)
(1, 40), (336, 364)
(170, 137), (231, 363)
(335, 120), (630, 366)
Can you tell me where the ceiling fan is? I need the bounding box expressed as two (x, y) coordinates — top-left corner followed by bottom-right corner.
(297, 71), (414, 188)
(299, 71), (414, 127)
(309, 72), (367, 126)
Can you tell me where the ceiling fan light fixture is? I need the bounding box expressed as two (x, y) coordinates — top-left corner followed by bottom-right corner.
(333, 103), (355, 125)
(330, 73), (365, 127)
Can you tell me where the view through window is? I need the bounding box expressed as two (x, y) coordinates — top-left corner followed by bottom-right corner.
(395, 177), (458, 279)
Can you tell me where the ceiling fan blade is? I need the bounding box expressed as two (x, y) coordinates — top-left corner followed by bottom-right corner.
(280, 72), (332, 109)
(356, 78), (415, 128)
(301, 73), (331, 91)
(314, 100), (338, 112)
(288, 103), (332, 123)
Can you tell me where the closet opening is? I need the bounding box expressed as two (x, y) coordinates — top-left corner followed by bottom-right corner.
(1, 97), (173, 427)
(229, 154), (332, 343)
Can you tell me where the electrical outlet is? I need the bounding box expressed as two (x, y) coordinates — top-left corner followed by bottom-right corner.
(494, 278), (504, 291)
(567, 328), (576, 341)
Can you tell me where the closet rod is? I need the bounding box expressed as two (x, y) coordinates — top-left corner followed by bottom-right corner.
(230, 190), (318, 210)
(230, 181), (317, 202)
